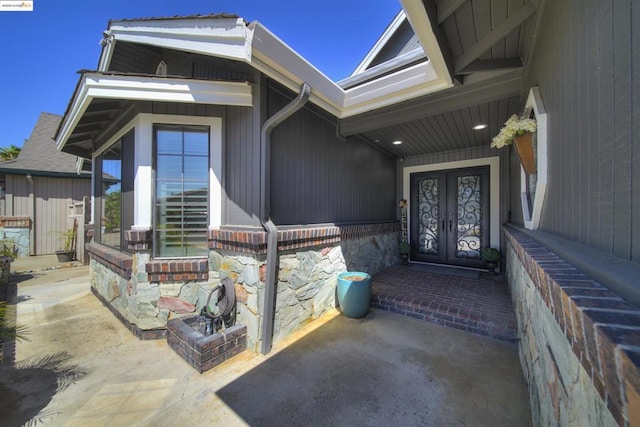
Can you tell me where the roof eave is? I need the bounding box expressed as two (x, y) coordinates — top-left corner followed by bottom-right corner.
(400, 0), (453, 87)
(60, 9), (455, 144)
(247, 22), (344, 117)
(55, 73), (253, 152)
(100, 16), (252, 72)
(0, 167), (91, 178)
(342, 60), (451, 118)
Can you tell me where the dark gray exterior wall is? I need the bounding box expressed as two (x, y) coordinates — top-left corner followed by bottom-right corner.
(401, 145), (511, 223)
(108, 42), (255, 83)
(268, 84), (397, 225)
(104, 42), (398, 228)
(514, 0), (640, 262)
(224, 104), (261, 227)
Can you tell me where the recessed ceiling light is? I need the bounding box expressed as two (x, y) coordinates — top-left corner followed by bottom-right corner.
(472, 124), (487, 130)
(392, 140), (403, 145)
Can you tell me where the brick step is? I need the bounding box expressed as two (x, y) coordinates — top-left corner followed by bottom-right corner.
(370, 265), (518, 343)
(372, 293), (517, 342)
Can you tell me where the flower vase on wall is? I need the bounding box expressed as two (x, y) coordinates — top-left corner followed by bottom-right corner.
(514, 132), (536, 174)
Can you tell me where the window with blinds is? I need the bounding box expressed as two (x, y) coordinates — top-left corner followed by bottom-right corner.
(154, 125), (209, 258)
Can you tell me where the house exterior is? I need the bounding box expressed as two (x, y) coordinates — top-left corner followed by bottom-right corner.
(0, 112), (91, 256)
(54, 1), (639, 425)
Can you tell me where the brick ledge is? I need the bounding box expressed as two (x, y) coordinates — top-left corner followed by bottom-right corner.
(86, 242), (132, 280)
(209, 222), (400, 254)
(145, 258), (208, 283)
(504, 225), (640, 426)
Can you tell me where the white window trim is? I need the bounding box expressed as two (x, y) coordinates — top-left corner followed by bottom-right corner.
(402, 156), (501, 251)
(520, 87), (548, 230)
(98, 113), (223, 233)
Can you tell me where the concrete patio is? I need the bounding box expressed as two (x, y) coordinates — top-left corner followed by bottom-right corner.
(0, 259), (531, 426)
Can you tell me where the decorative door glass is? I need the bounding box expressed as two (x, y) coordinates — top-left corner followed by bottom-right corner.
(455, 174), (482, 259)
(417, 177), (440, 256)
(410, 167), (489, 268)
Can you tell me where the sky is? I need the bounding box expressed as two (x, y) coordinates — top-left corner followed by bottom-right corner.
(0, 0), (401, 149)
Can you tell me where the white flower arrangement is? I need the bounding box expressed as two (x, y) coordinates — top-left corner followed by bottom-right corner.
(490, 115), (537, 148)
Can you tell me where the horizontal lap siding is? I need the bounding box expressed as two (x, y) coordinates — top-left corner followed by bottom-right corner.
(521, 0), (639, 262)
(269, 87), (397, 225)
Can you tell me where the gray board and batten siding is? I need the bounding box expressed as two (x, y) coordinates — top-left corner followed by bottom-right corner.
(80, 39), (399, 230)
(107, 42), (256, 83)
(517, 0), (640, 263)
(5, 175), (90, 255)
(268, 83), (398, 226)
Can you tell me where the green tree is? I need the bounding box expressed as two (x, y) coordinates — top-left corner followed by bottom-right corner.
(104, 190), (121, 232)
(0, 301), (29, 342)
(0, 145), (21, 162)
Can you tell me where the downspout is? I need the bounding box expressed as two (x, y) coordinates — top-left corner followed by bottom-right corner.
(259, 82), (311, 354)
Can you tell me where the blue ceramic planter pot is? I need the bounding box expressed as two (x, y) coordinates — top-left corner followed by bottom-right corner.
(336, 272), (371, 318)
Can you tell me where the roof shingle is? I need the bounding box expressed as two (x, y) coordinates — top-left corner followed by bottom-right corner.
(0, 112), (89, 177)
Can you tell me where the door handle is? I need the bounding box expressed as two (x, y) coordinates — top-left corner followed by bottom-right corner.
(449, 219), (452, 232)
(442, 220), (445, 231)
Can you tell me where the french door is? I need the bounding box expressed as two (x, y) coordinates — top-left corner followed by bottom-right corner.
(409, 167), (490, 268)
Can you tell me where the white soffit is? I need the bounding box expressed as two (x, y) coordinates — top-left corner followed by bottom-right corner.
(56, 74), (252, 150)
(99, 17), (252, 72)
(342, 61), (450, 116)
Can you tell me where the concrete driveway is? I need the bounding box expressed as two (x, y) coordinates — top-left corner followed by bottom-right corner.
(0, 263), (531, 426)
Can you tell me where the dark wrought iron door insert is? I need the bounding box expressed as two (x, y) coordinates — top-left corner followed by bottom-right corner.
(410, 167), (489, 268)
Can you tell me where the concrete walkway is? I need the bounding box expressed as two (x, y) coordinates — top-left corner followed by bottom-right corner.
(0, 264), (532, 426)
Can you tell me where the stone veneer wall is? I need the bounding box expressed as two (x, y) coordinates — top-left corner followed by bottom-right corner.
(209, 222), (400, 350)
(0, 216), (31, 257)
(87, 241), (217, 340)
(504, 225), (640, 427)
(87, 222), (400, 351)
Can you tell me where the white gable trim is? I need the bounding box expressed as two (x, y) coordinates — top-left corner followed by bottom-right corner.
(351, 10), (408, 76)
(400, 0), (453, 89)
(56, 74), (251, 150)
(101, 17), (252, 69)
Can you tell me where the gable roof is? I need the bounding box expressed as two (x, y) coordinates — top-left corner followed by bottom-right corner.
(350, 10), (422, 76)
(0, 112), (90, 177)
(96, 10), (451, 114)
(56, 8), (455, 156)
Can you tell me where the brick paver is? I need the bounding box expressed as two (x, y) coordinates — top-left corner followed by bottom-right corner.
(371, 264), (517, 342)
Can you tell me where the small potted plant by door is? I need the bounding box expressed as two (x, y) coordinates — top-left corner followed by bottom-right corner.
(55, 228), (76, 262)
(482, 248), (501, 274)
(399, 241), (411, 265)
(336, 272), (371, 318)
